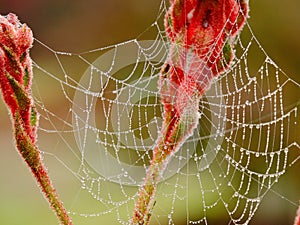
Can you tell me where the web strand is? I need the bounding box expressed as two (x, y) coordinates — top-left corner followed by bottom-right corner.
(29, 1), (300, 224)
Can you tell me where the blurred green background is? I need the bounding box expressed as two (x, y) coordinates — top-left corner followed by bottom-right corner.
(0, 0), (299, 224)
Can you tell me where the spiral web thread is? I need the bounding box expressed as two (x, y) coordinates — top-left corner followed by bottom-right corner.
(31, 1), (300, 224)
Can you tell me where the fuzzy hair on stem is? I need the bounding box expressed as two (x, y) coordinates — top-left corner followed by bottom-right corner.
(130, 1), (249, 224)
(0, 13), (73, 225)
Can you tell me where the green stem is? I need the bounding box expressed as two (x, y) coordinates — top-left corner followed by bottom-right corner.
(0, 13), (73, 224)
(131, 107), (192, 224)
(14, 112), (73, 225)
(130, 161), (162, 225)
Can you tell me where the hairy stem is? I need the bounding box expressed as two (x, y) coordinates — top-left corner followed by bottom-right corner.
(130, 1), (249, 224)
(130, 122), (180, 224)
(130, 161), (162, 224)
(14, 112), (73, 225)
(295, 203), (300, 225)
(131, 101), (199, 224)
(0, 13), (73, 225)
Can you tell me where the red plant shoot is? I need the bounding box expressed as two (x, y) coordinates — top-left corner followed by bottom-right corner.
(295, 204), (300, 225)
(0, 13), (73, 225)
(131, 1), (249, 224)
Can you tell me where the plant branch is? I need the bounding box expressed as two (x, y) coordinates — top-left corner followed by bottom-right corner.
(295, 203), (300, 225)
(0, 13), (73, 225)
(130, 1), (249, 224)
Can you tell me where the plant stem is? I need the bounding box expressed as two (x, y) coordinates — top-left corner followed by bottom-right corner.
(295, 203), (300, 225)
(0, 13), (73, 225)
(130, 1), (249, 224)
(131, 99), (199, 224)
(130, 160), (162, 225)
(14, 112), (73, 225)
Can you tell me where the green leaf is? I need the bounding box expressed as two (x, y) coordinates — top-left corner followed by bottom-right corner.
(23, 67), (29, 87)
(30, 106), (37, 127)
(6, 71), (30, 112)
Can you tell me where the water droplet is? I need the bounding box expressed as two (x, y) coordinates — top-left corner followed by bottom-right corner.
(202, 20), (209, 28)
(187, 9), (195, 21)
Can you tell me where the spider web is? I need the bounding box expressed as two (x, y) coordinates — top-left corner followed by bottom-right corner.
(29, 1), (300, 224)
